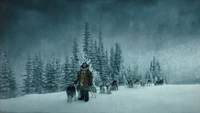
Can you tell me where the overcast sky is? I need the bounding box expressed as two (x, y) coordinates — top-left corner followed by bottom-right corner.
(0, 0), (200, 79)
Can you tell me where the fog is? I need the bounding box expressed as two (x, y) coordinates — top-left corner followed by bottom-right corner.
(0, 0), (200, 83)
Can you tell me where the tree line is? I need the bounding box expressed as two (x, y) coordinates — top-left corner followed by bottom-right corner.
(0, 23), (166, 99)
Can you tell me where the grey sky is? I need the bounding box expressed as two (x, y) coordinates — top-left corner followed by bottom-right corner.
(0, 0), (200, 81)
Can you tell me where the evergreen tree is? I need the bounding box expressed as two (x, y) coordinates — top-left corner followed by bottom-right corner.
(22, 56), (33, 94)
(8, 68), (17, 98)
(62, 56), (71, 90)
(31, 53), (44, 94)
(145, 70), (151, 81)
(119, 65), (126, 85)
(88, 34), (94, 63)
(93, 40), (99, 71)
(150, 56), (156, 82)
(69, 56), (79, 85)
(72, 37), (79, 73)
(156, 62), (161, 76)
(0, 51), (17, 98)
(44, 60), (57, 93)
(104, 50), (111, 79)
(68, 37), (80, 86)
(97, 26), (110, 85)
(150, 56), (163, 82)
(114, 43), (123, 83)
(133, 65), (139, 80)
(90, 39), (95, 67)
(110, 47), (115, 79)
(54, 59), (61, 91)
(83, 22), (90, 59)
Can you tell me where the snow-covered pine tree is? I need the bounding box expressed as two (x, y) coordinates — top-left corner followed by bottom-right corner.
(156, 62), (161, 76)
(8, 67), (17, 98)
(22, 56), (33, 94)
(93, 40), (99, 71)
(114, 43), (123, 84)
(44, 60), (57, 93)
(105, 50), (111, 79)
(126, 66), (131, 80)
(97, 26), (110, 85)
(110, 47), (115, 79)
(145, 70), (151, 81)
(0, 50), (17, 99)
(54, 59), (61, 91)
(83, 22), (90, 60)
(119, 65), (126, 85)
(156, 61), (164, 82)
(150, 56), (163, 83)
(150, 56), (157, 82)
(103, 49), (111, 84)
(31, 53), (44, 94)
(67, 37), (80, 86)
(63, 56), (71, 89)
(0, 52), (10, 98)
(88, 36), (95, 66)
(133, 65), (139, 80)
(72, 37), (79, 73)
(92, 40), (101, 86)
(69, 57), (77, 85)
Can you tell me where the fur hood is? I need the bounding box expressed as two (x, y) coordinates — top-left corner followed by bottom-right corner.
(80, 66), (89, 71)
(80, 62), (89, 71)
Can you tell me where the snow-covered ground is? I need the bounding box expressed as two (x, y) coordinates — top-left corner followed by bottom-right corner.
(0, 85), (200, 113)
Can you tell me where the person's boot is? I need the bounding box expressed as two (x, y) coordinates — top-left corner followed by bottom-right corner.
(84, 91), (89, 102)
(78, 97), (84, 100)
(78, 91), (84, 100)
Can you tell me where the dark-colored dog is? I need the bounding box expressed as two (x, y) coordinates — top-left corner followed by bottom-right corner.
(155, 79), (164, 86)
(111, 80), (118, 91)
(100, 85), (106, 94)
(127, 79), (133, 88)
(134, 79), (141, 88)
(145, 79), (152, 87)
(66, 85), (76, 102)
(106, 85), (112, 94)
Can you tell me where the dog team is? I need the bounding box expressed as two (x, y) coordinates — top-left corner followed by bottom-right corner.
(66, 62), (163, 103)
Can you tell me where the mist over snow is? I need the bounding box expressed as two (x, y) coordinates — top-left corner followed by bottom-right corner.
(0, 0), (200, 84)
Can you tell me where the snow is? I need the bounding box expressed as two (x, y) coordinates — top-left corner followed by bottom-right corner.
(1, 85), (200, 113)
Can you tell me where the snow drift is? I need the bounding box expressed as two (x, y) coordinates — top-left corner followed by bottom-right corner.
(0, 85), (200, 113)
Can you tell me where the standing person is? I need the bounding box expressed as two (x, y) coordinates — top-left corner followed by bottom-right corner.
(74, 62), (93, 102)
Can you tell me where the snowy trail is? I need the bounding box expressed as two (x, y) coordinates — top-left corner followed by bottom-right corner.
(0, 85), (200, 113)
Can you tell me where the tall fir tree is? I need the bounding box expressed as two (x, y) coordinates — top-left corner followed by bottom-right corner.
(8, 67), (17, 98)
(69, 57), (78, 85)
(145, 70), (151, 81)
(0, 50), (17, 99)
(68, 37), (80, 86)
(110, 47), (115, 79)
(83, 22), (90, 60)
(72, 37), (79, 72)
(97, 25), (110, 85)
(150, 56), (156, 81)
(133, 65), (139, 80)
(44, 60), (57, 93)
(114, 43), (123, 84)
(63, 56), (71, 89)
(93, 40), (99, 71)
(54, 59), (61, 91)
(22, 56), (33, 94)
(104, 50), (111, 79)
(31, 53), (44, 94)
(150, 56), (163, 82)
